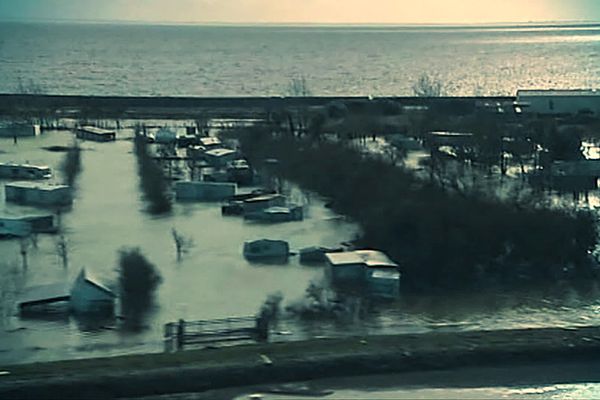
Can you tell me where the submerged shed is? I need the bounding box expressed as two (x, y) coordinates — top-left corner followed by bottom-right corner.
(70, 269), (115, 314)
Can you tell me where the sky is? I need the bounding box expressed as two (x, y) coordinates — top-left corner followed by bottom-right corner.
(0, 0), (599, 24)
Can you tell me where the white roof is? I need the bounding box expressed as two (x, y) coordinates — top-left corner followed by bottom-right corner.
(370, 269), (401, 280)
(205, 148), (236, 157)
(6, 181), (70, 191)
(199, 137), (221, 146)
(80, 126), (115, 134)
(0, 162), (50, 170)
(18, 283), (70, 305)
(517, 89), (600, 97)
(326, 250), (398, 268)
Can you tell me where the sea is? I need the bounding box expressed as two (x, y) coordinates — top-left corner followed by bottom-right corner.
(0, 22), (599, 96)
(2, 21), (600, 398)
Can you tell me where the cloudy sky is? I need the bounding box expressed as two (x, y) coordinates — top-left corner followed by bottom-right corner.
(0, 0), (598, 24)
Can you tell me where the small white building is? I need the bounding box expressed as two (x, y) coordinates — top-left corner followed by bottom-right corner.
(0, 163), (51, 180)
(204, 148), (237, 167)
(70, 269), (116, 314)
(516, 89), (600, 115)
(175, 181), (236, 201)
(5, 181), (72, 206)
(244, 205), (303, 222)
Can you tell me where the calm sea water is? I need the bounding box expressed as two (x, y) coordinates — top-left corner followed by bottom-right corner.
(0, 22), (599, 96)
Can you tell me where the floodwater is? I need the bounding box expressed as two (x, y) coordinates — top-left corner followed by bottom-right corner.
(0, 125), (358, 365)
(3, 127), (600, 366)
(1, 22), (599, 96)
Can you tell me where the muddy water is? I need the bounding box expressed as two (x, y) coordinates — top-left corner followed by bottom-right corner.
(2, 128), (600, 366)
(0, 128), (358, 365)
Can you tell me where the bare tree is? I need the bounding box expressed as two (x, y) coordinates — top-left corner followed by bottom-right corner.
(0, 263), (23, 325)
(56, 235), (69, 269)
(19, 239), (29, 270)
(171, 228), (194, 262)
(412, 73), (443, 97)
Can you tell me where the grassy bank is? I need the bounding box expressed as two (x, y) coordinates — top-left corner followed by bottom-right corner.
(3, 326), (600, 398)
(241, 133), (597, 292)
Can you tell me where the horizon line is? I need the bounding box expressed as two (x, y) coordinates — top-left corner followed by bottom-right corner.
(1, 17), (599, 28)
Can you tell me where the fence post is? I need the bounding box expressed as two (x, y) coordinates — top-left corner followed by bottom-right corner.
(164, 322), (173, 352)
(255, 315), (269, 342)
(177, 319), (185, 351)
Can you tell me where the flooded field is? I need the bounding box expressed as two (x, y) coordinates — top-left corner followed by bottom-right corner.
(2, 125), (600, 366)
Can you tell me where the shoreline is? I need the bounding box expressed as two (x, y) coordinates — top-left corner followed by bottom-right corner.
(3, 326), (600, 398)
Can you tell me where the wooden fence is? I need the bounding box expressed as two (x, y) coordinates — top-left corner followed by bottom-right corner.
(164, 315), (269, 352)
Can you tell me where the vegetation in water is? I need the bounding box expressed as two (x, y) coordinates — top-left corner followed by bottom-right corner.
(116, 247), (162, 324)
(241, 130), (597, 292)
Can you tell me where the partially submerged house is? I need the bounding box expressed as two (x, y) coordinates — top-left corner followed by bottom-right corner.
(0, 122), (40, 138)
(0, 163), (51, 180)
(175, 181), (236, 201)
(0, 214), (56, 238)
(5, 182), (72, 206)
(77, 126), (116, 142)
(18, 269), (115, 314)
(70, 269), (116, 314)
(325, 250), (400, 298)
(243, 239), (289, 260)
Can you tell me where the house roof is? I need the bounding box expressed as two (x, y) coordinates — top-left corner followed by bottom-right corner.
(325, 250), (399, 268)
(6, 181), (70, 191)
(76, 269), (116, 297)
(0, 162), (50, 171)
(80, 126), (115, 135)
(205, 148), (236, 157)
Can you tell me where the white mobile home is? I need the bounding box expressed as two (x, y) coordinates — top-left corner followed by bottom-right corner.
(516, 89), (600, 115)
(5, 182), (72, 206)
(175, 181), (236, 201)
(70, 269), (116, 314)
(0, 163), (51, 179)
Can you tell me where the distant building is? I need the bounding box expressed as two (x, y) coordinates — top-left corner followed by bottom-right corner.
(77, 126), (116, 142)
(5, 182), (72, 206)
(154, 127), (177, 144)
(0, 214), (56, 238)
(516, 89), (600, 116)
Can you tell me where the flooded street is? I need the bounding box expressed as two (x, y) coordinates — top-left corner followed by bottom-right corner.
(3, 127), (600, 366)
